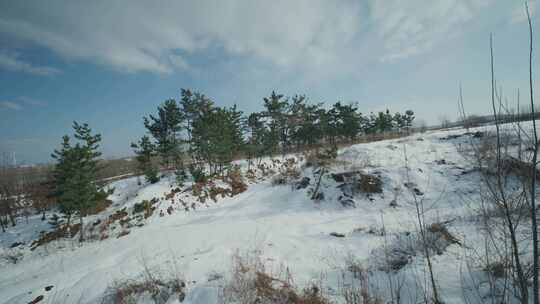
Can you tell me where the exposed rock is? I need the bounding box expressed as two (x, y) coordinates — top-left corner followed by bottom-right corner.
(28, 295), (44, 304)
(387, 255), (410, 272)
(340, 198), (356, 208)
(295, 177), (311, 190)
(330, 232), (345, 238)
(44, 285), (53, 291)
(472, 131), (484, 138)
(331, 171), (362, 183)
(10, 242), (24, 248)
(434, 159), (447, 165)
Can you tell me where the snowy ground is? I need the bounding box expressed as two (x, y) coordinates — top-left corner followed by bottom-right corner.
(0, 125), (524, 303)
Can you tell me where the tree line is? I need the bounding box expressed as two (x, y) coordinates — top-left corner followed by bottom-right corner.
(132, 89), (415, 183)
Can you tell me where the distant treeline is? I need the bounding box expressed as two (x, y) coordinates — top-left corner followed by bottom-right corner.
(440, 110), (540, 129)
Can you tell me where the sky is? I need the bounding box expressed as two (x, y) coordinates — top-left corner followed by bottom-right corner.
(0, 0), (538, 164)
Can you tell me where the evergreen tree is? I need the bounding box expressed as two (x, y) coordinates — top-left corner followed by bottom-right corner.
(229, 104), (246, 154)
(51, 122), (102, 242)
(191, 106), (243, 175)
(263, 91), (289, 155)
(143, 99), (184, 168)
(131, 136), (159, 184)
(246, 112), (268, 165)
(292, 102), (323, 147)
(333, 102), (360, 142)
(404, 110), (415, 133)
(180, 89), (214, 157)
(393, 112), (406, 131)
(374, 109), (394, 132)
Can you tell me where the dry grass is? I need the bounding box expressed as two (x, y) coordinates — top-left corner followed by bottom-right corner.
(30, 223), (81, 250)
(340, 258), (383, 304)
(272, 158), (301, 186)
(226, 165), (247, 196)
(221, 250), (330, 304)
(102, 262), (185, 304)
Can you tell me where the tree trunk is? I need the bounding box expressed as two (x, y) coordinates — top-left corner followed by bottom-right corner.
(79, 215), (84, 243)
(0, 216), (5, 233)
(526, 5), (539, 302)
(8, 212), (15, 227)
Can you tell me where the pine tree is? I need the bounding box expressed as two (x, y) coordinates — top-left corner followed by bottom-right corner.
(191, 106), (243, 175)
(374, 109), (394, 133)
(291, 102), (323, 148)
(180, 89), (214, 159)
(404, 110), (415, 133)
(143, 99), (184, 168)
(229, 104), (246, 154)
(51, 122), (102, 242)
(131, 136), (159, 184)
(333, 102), (360, 142)
(393, 112), (406, 131)
(263, 91), (289, 155)
(246, 112), (267, 166)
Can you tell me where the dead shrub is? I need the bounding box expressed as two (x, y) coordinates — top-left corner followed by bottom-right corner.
(246, 169), (257, 182)
(356, 173), (382, 194)
(110, 208), (128, 221)
(83, 199), (113, 216)
(226, 166), (248, 196)
(427, 222), (461, 247)
(484, 261), (508, 279)
(500, 156), (540, 181)
(133, 199), (157, 219)
(209, 185), (231, 202)
(340, 259), (383, 304)
(221, 250), (330, 304)
(30, 223), (81, 250)
(272, 158), (301, 187)
(102, 263), (186, 304)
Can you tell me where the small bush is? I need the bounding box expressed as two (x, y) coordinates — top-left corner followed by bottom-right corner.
(132, 199), (157, 219)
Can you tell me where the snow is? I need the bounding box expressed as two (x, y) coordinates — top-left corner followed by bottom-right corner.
(0, 124), (526, 303)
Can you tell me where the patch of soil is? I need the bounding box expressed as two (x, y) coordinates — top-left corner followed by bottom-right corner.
(357, 173), (383, 194)
(84, 199), (113, 216)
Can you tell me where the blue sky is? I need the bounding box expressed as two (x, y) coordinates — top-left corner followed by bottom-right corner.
(0, 1), (538, 164)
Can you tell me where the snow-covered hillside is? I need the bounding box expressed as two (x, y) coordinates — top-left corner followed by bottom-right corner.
(0, 126), (518, 303)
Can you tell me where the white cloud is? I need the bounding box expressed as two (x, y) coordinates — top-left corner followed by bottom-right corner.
(0, 51), (61, 76)
(0, 0), (499, 75)
(18, 96), (45, 106)
(0, 97), (46, 111)
(371, 0), (492, 62)
(0, 101), (22, 110)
